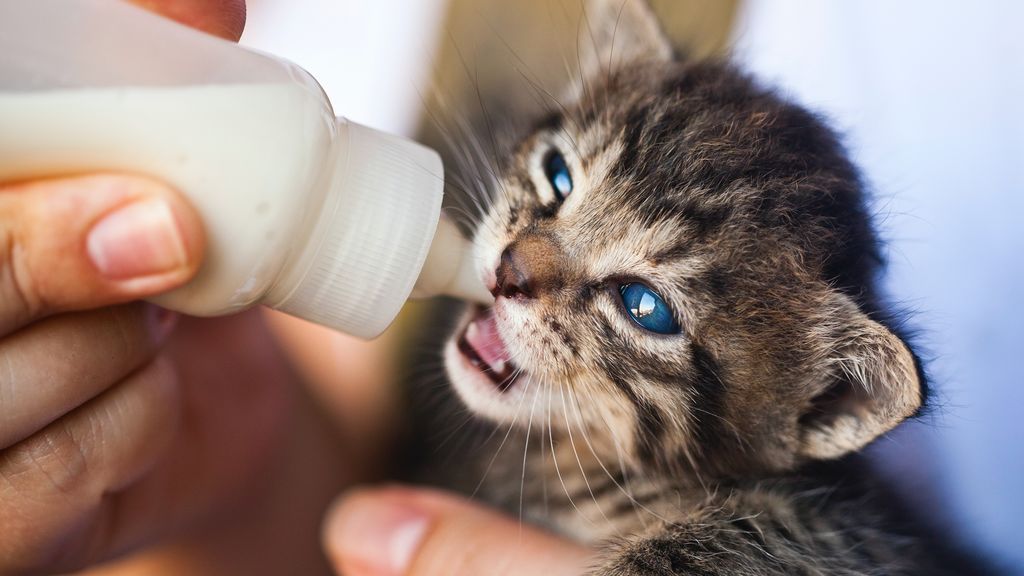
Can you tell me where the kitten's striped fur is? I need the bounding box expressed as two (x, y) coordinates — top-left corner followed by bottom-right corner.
(405, 1), (995, 573)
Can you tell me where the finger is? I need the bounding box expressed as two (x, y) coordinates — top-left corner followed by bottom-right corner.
(0, 174), (204, 335)
(323, 487), (594, 576)
(127, 0), (246, 41)
(0, 355), (181, 575)
(0, 303), (176, 450)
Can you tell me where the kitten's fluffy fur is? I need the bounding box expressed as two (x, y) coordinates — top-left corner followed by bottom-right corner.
(404, 1), (994, 573)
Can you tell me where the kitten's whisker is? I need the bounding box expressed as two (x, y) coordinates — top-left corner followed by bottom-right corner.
(575, 384), (651, 530)
(551, 5), (583, 112)
(455, 117), (510, 213)
(547, 380), (600, 529)
(421, 89), (506, 233)
(470, 375), (535, 499)
(540, 380), (550, 517)
(478, 16), (585, 141)
(444, 34), (515, 211)
(518, 372), (544, 538)
(566, 384), (671, 526)
(417, 93), (489, 214)
(447, 134), (495, 211)
(557, 380), (612, 527)
(433, 405), (483, 453)
(435, 130), (496, 227)
(575, 0), (596, 103)
(441, 205), (481, 232)
(606, 416), (651, 531)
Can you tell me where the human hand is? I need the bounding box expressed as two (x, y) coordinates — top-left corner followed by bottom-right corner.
(0, 3), (311, 574)
(0, 172), (338, 576)
(0, 174), (210, 573)
(322, 487), (594, 576)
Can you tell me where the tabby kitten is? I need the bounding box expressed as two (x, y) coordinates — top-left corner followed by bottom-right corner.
(408, 1), (993, 574)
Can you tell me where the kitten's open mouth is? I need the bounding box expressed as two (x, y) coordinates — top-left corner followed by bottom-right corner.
(457, 306), (520, 392)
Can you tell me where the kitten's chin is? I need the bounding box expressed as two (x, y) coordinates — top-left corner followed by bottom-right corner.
(444, 305), (529, 422)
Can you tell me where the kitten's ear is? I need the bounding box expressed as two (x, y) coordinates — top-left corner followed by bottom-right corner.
(579, 0), (674, 78)
(798, 294), (924, 460)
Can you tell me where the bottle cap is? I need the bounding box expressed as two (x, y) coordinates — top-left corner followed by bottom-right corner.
(269, 120), (445, 338)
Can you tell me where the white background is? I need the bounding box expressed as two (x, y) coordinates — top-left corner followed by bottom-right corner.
(241, 0), (447, 137)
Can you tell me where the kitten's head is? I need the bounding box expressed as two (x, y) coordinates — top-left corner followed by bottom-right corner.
(444, 0), (923, 478)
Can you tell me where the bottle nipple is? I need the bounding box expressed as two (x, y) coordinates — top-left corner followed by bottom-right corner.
(413, 215), (493, 304)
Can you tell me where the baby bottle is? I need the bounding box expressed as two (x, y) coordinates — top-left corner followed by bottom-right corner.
(0, 0), (490, 338)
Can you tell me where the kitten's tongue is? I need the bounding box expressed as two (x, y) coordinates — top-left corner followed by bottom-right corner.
(464, 308), (511, 373)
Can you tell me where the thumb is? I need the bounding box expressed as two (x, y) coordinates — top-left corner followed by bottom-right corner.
(0, 174), (203, 334)
(323, 486), (593, 576)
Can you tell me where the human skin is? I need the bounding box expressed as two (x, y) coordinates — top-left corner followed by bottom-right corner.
(0, 2), (393, 574)
(0, 2), (590, 575)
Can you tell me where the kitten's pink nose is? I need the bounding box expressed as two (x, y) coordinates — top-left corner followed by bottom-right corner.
(492, 235), (562, 299)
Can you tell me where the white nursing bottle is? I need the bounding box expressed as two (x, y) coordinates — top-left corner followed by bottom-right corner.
(0, 0), (491, 338)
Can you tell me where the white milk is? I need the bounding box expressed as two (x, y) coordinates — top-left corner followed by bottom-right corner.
(0, 83), (332, 314)
(0, 0), (491, 338)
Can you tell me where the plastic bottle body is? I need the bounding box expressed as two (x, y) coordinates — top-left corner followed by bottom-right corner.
(0, 0), (340, 314)
(1, 81), (342, 317)
(0, 0), (488, 338)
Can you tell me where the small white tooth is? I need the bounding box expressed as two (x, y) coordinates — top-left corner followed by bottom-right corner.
(492, 359), (506, 373)
(466, 321), (479, 341)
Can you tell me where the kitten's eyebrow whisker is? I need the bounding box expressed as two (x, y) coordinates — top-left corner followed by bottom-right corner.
(472, 69), (516, 209)
(606, 0), (628, 90)
(442, 32), (515, 212)
(476, 14), (584, 139)
(414, 90), (490, 226)
(511, 67), (585, 143)
(448, 115), (515, 238)
(575, 0), (595, 103)
(514, 73), (587, 166)
(441, 205), (480, 231)
(416, 84), (491, 216)
(444, 121), (499, 224)
(450, 113), (499, 197)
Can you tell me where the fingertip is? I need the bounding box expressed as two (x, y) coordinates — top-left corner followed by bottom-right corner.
(0, 174), (207, 331)
(127, 0), (246, 41)
(322, 487), (594, 576)
(81, 175), (205, 295)
(146, 177), (206, 283)
(323, 488), (432, 576)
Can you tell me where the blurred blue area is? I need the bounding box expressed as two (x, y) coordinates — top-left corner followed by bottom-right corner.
(732, 1), (1024, 571)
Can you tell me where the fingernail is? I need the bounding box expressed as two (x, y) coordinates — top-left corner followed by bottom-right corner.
(325, 493), (430, 576)
(87, 199), (188, 280)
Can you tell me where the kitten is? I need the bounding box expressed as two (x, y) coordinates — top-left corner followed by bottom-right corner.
(405, 1), (996, 573)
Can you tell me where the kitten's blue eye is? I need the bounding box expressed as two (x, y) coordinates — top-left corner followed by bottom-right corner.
(618, 283), (681, 335)
(543, 150), (573, 201)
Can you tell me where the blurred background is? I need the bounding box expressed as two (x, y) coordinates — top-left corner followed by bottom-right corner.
(242, 0), (1023, 571)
